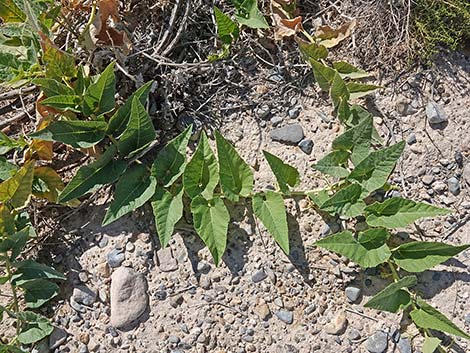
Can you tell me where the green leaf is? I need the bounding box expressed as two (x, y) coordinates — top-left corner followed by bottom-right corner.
(0, 131), (24, 155)
(215, 131), (253, 201)
(151, 126), (192, 187)
(312, 150), (350, 178)
(333, 61), (371, 79)
(102, 164), (157, 226)
(30, 120), (107, 148)
(32, 78), (75, 97)
(0, 156), (18, 181)
(12, 260), (65, 286)
(297, 39), (328, 62)
(107, 81), (153, 137)
(263, 150), (299, 194)
(411, 298), (470, 339)
(151, 185), (184, 248)
(40, 95), (82, 113)
(82, 61), (116, 116)
(365, 198), (451, 229)
(234, 0), (269, 29)
(58, 146), (127, 202)
(117, 96), (156, 157)
(0, 0), (26, 22)
(320, 183), (366, 217)
(252, 191), (289, 254)
(183, 131), (219, 199)
(214, 6), (239, 45)
(21, 279), (59, 308)
(315, 229), (391, 268)
(330, 72), (349, 109)
(42, 44), (77, 81)
(392, 241), (470, 273)
(348, 141), (405, 194)
(422, 337), (441, 353)
(0, 226), (30, 260)
(310, 59), (336, 91)
(191, 196), (229, 266)
(307, 189), (329, 207)
(16, 311), (53, 345)
(364, 276), (417, 313)
(347, 82), (381, 99)
(332, 116), (373, 165)
(0, 160), (34, 209)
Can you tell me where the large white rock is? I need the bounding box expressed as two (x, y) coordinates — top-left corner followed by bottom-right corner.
(110, 267), (148, 328)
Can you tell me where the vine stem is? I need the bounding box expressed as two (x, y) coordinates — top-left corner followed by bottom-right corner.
(4, 256), (20, 336)
(387, 260), (400, 282)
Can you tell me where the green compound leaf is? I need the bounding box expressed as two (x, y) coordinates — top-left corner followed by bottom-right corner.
(102, 164), (157, 226)
(234, 0), (269, 29)
(214, 6), (239, 45)
(392, 241), (470, 273)
(30, 120), (107, 148)
(117, 96), (156, 158)
(333, 61), (371, 79)
(191, 196), (229, 266)
(310, 59), (336, 92)
(411, 298), (470, 339)
(40, 95), (82, 113)
(332, 116), (373, 165)
(21, 279), (59, 309)
(422, 336), (441, 353)
(151, 125), (192, 187)
(82, 61), (116, 116)
(263, 150), (299, 194)
(315, 229), (391, 268)
(312, 150), (350, 178)
(347, 82), (381, 100)
(0, 160), (34, 209)
(365, 197), (451, 229)
(183, 131), (219, 199)
(12, 260), (65, 286)
(107, 81), (153, 137)
(348, 141), (405, 194)
(151, 184), (184, 248)
(330, 72), (350, 109)
(320, 183), (366, 218)
(215, 130), (253, 202)
(32, 78), (75, 97)
(16, 311), (53, 345)
(58, 146), (127, 203)
(252, 191), (289, 254)
(364, 276), (417, 313)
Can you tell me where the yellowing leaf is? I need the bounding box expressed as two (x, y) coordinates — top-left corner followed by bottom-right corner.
(0, 0), (26, 22)
(0, 160), (35, 209)
(32, 166), (64, 202)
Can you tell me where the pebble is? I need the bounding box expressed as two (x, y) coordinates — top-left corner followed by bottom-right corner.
(447, 177), (460, 196)
(348, 328), (361, 341)
(298, 138), (314, 155)
(251, 269), (267, 283)
(288, 106), (301, 119)
(270, 116), (283, 126)
(324, 312), (347, 335)
(49, 327), (67, 349)
(254, 301), (271, 321)
(345, 286), (361, 302)
(255, 105), (271, 119)
(406, 133), (417, 145)
(365, 331), (388, 353)
(157, 248), (178, 272)
(72, 286), (96, 306)
(397, 337), (412, 353)
(170, 294), (184, 308)
(168, 336), (180, 344)
(78, 272), (88, 283)
(107, 248), (125, 268)
(270, 124), (304, 144)
(196, 261), (211, 273)
(275, 310), (293, 324)
(421, 175), (434, 185)
(110, 267), (148, 328)
(304, 304), (316, 315)
(426, 101), (448, 124)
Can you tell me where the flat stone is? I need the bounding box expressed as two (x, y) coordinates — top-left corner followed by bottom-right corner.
(421, 175), (434, 185)
(270, 124), (304, 144)
(107, 248), (125, 268)
(49, 327), (68, 350)
(345, 286), (361, 302)
(448, 177), (460, 196)
(298, 138), (313, 154)
(275, 310), (293, 324)
(252, 270), (267, 283)
(324, 311), (348, 335)
(72, 286), (96, 306)
(426, 101), (448, 124)
(365, 331), (388, 353)
(397, 337), (412, 353)
(157, 247), (178, 272)
(270, 116), (283, 126)
(110, 267), (148, 328)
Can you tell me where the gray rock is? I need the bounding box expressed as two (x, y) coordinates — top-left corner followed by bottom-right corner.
(464, 313), (470, 325)
(72, 286), (96, 306)
(448, 177), (460, 196)
(348, 328), (361, 341)
(275, 310), (293, 324)
(288, 106), (301, 119)
(196, 261), (211, 273)
(365, 331), (388, 353)
(304, 304), (316, 315)
(270, 124), (304, 144)
(70, 297), (86, 313)
(270, 116), (283, 126)
(168, 336), (181, 344)
(252, 269), (267, 283)
(396, 98), (418, 116)
(426, 101), (448, 124)
(397, 337), (412, 353)
(98, 236), (109, 248)
(321, 222), (340, 237)
(421, 175), (434, 186)
(170, 294), (184, 308)
(157, 247), (178, 272)
(107, 248), (125, 268)
(406, 133), (417, 145)
(273, 297), (284, 308)
(110, 267), (148, 328)
(49, 327), (67, 350)
(255, 105), (271, 119)
(345, 286), (361, 302)
(298, 139), (314, 155)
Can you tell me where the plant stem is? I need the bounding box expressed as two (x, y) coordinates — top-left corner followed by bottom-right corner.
(387, 260), (400, 282)
(4, 256), (20, 336)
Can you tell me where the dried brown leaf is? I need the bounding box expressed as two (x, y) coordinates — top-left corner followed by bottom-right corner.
(315, 19), (356, 48)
